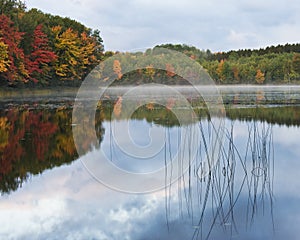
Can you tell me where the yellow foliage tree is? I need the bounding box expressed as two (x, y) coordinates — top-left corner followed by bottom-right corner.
(52, 26), (81, 79)
(52, 26), (98, 80)
(0, 40), (10, 72)
(216, 59), (225, 81)
(79, 32), (98, 75)
(145, 64), (155, 79)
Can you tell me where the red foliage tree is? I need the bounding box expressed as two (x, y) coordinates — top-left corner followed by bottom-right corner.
(26, 24), (57, 83)
(0, 14), (27, 84)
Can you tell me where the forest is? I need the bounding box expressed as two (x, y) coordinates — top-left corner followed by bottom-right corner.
(0, 0), (104, 87)
(156, 43), (300, 84)
(0, 0), (299, 87)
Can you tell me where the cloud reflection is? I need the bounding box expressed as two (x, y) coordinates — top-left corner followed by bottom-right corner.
(0, 120), (300, 239)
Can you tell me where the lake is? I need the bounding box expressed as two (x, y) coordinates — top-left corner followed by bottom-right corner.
(0, 85), (300, 240)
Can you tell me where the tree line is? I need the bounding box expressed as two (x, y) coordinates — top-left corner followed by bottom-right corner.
(0, 0), (299, 87)
(99, 45), (300, 86)
(157, 43), (300, 84)
(1, 101), (299, 193)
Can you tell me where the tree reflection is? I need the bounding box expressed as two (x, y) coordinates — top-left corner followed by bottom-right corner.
(98, 96), (300, 127)
(0, 100), (298, 206)
(0, 106), (104, 194)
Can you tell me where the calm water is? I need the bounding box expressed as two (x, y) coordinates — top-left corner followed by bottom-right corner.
(0, 85), (300, 240)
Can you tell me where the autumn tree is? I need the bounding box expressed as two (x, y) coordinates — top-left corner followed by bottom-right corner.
(52, 26), (101, 80)
(25, 24), (57, 83)
(78, 31), (98, 76)
(0, 14), (27, 84)
(18, 8), (51, 55)
(113, 59), (122, 79)
(216, 59), (233, 83)
(145, 64), (155, 80)
(216, 59), (225, 82)
(0, 39), (10, 72)
(255, 69), (265, 84)
(166, 63), (175, 77)
(52, 26), (82, 80)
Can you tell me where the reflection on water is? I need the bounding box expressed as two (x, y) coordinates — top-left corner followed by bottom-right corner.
(187, 120), (274, 239)
(0, 87), (300, 239)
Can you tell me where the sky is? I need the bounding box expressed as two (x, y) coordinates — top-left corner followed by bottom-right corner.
(25, 0), (300, 52)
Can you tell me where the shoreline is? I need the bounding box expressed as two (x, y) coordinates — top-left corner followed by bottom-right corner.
(1, 84), (300, 96)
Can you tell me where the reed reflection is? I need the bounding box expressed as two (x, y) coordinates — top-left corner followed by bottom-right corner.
(98, 100), (275, 239)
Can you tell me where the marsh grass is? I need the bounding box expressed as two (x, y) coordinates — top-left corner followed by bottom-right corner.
(162, 118), (274, 240)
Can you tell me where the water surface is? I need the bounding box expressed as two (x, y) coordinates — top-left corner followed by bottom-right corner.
(0, 85), (300, 239)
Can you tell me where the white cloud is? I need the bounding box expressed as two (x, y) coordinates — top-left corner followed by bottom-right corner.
(227, 30), (258, 49)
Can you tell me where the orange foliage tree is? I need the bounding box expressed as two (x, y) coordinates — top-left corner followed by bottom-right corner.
(113, 59), (122, 79)
(255, 69), (265, 84)
(166, 63), (175, 77)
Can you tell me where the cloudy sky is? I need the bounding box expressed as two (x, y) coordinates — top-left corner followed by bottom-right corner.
(25, 0), (300, 52)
